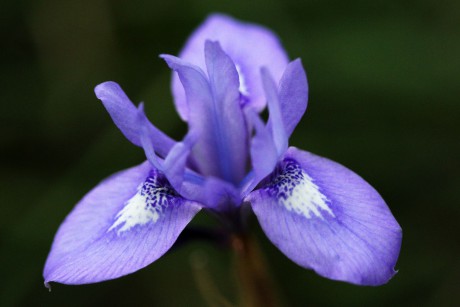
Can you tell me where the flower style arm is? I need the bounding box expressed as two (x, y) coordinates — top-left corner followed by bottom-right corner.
(162, 41), (248, 185)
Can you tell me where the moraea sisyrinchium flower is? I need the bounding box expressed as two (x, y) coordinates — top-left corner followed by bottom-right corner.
(44, 14), (401, 287)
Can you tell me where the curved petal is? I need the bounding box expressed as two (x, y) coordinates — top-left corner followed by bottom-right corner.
(172, 14), (289, 120)
(95, 81), (175, 157)
(247, 147), (402, 286)
(44, 161), (201, 286)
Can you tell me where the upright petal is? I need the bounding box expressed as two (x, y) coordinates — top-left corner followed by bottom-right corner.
(172, 14), (289, 120)
(162, 131), (197, 192)
(162, 41), (248, 185)
(262, 68), (288, 156)
(44, 162), (201, 286)
(278, 59), (309, 137)
(95, 81), (175, 157)
(247, 147), (402, 286)
(242, 109), (278, 196)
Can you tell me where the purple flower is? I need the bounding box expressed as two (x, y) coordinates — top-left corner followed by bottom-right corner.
(44, 14), (401, 287)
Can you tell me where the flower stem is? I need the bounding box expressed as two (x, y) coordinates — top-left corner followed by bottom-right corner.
(231, 234), (283, 307)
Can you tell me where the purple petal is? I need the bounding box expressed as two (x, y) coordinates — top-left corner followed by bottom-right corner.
(162, 42), (248, 185)
(181, 175), (241, 213)
(278, 59), (309, 137)
(137, 103), (163, 170)
(137, 103), (196, 191)
(242, 109), (278, 195)
(163, 131), (197, 192)
(95, 81), (175, 157)
(261, 67), (288, 156)
(247, 147), (402, 286)
(44, 162), (201, 286)
(172, 14), (289, 120)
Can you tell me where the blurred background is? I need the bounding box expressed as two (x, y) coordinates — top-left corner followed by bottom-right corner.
(1, 0), (459, 306)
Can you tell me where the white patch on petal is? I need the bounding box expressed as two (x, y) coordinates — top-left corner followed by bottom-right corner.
(270, 161), (335, 219)
(108, 173), (176, 235)
(235, 64), (249, 96)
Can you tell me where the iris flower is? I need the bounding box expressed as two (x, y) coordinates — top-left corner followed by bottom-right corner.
(44, 14), (401, 288)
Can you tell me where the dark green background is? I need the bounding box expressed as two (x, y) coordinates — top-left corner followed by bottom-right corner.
(1, 0), (459, 306)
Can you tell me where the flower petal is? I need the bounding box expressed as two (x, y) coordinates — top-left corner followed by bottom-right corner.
(44, 162), (201, 286)
(162, 132), (197, 192)
(247, 147), (402, 286)
(94, 81), (175, 157)
(278, 59), (308, 137)
(162, 42), (248, 185)
(241, 109), (278, 196)
(138, 103), (163, 170)
(137, 103), (196, 192)
(262, 67), (288, 156)
(172, 14), (289, 120)
(181, 175), (241, 213)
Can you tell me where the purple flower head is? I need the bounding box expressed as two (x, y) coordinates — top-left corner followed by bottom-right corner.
(44, 14), (402, 288)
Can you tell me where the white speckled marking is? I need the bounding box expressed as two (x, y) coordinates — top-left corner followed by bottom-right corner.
(269, 161), (335, 219)
(108, 173), (176, 235)
(108, 190), (160, 234)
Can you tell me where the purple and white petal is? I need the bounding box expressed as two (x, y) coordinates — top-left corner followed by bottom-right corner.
(95, 82), (175, 157)
(278, 59), (309, 137)
(172, 14), (289, 119)
(44, 162), (201, 286)
(162, 42), (248, 185)
(247, 147), (402, 286)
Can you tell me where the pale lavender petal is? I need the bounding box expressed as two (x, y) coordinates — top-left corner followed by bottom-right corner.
(44, 162), (201, 286)
(162, 42), (248, 185)
(95, 81), (175, 157)
(278, 59), (309, 137)
(172, 14), (289, 120)
(261, 67), (288, 156)
(247, 147), (402, 286)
